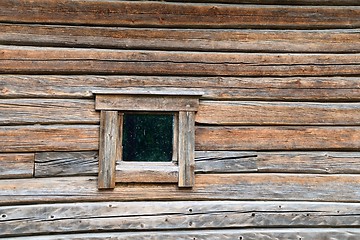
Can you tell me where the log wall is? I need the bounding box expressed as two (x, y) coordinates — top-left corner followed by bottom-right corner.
(0, 0), (359, 238)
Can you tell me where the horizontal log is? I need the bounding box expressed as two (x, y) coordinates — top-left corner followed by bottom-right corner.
(1, 46), (359, 76)
(167, 0), (360, 5)
(0, 1), (359, 29)
(196, 126), (360, 150)
(196, 151), (360, 174)
(196, 151), (257, 173)
(0, 153), (34, 178)
(196, 101), (360, 125)
(35, 152), (180, 179)
(34, 151), (360, 178)
(8, 229), (360, 240)
(35, 151), (98, 177)
(1, 24), (359, 53)
(2, 125), (359, 155)
(1, 174), (360, 203)
(0, 99), (98, 125)
(1, 201), (360, 237)
(1, 75), (359, 101)
(0, 125), (98, 153)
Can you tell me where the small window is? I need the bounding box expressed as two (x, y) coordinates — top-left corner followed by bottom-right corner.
(122, 113), (174, 162)
(94, 91), (201, 190)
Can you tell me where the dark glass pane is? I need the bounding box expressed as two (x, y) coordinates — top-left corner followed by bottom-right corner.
(123, 113), (173, 162)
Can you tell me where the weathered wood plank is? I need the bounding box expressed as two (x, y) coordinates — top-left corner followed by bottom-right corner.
(2, 201), (360, 237)
(1, 24), (359, 53)
(0, 125), (98, 153)
(256, 152), (360, 174)
(116, 162), (178, 183)
(196, 101), (360, 125)
(98, 111), (121, 189)
(0, 153), (34, 179)
(33, 151), (360, 177)
(178, 112), (196, 187)
(196, 126), (360, 151)
(167, 0), (360, 5)
(0, 1), (358, 29)
(0, 99), (98, 125)
(196, 151), (258, 173)
(35, 151), (98, 177)
(1, 174), (360, 203)
(1, 46), (359, 76)
(8, 229), (360, 240)
(168, 0), (360, 5)
(196, 151), (360, 174)
(95, 94), (199, 112)
(1, 75), (359, 101)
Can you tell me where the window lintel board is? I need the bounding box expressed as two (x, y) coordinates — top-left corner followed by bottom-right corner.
(94, 91), (201, 189)
(95, 91), (202, 112)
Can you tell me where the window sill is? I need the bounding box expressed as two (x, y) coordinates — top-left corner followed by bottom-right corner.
(116, 161), (178, 183)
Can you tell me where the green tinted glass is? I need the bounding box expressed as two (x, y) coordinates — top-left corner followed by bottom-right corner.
(122, 113), (173, 162)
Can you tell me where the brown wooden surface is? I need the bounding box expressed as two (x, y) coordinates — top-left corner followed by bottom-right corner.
(116, 162), (178, 183)
(1, 174), (360, 203)
(196, 101), (360, 125)
(98, 111), (120, 189)
(0, 125), (98, 153)
(35, 151), (98, 177)
(0, 153), (34, 178)
(168, 0), (360, 5)
(96, 94), (199, 112)
(164, 0), (360, 5)
(196, 126), (360, 150)
(1, 24), (359, 53)
(0, 0), (359, 236)
(0, 99), (98, 125)
(1, 46), (359, 76)
(178, 112), (196, 187)
(0, 0), (359, 237)
(8, 229), (360, 240)
(1, 75), (359, 101)
(196, 151), (360, 174)
(1, 201), (360, 237)
(0, 1), (359, 29)
(33, 151), (360, 177)
(31, 151), (360, 177)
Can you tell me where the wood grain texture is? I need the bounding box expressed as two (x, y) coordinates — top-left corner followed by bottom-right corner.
(0, 99), (98, 125)
(178, 112), (196, 187)
(35, 151), (98, 177)
(1, 75), (359, 101)
(0, 153), (34, 178)
(98, 111), (120, 189)
(1, 174), (360, 203)
(0, 1), (359, 29)
(1, 201), (360, 237)
(32, 151), (360, 177)
(0, 125), (98, 153)
(196, 101), (360, 125)
(168, 0), (360, 5)
(1, 46), (359, 76)
(196, 126), (360, 150)
(167, 0), (360, 5)
(1, 24), (359, 53)
(8, 229), (360, 240)
(196, 151), (360, 174)
(116, 162), (178, 183)
(96, 94), (199, 111)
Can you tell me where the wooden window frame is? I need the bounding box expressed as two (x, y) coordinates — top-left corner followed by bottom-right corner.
(94, 91), (201, 189)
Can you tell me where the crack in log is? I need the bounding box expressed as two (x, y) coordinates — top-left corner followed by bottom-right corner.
(196, 155), (258, 162)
